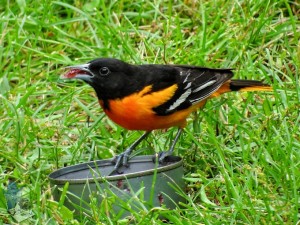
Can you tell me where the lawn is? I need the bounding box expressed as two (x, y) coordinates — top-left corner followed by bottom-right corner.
(0, 0), (299, 224)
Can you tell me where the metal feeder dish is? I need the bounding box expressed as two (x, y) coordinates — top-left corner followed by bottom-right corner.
(49, 155), (185, 217)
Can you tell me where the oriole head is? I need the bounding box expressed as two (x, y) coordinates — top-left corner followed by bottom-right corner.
(61, 58), (139, 99)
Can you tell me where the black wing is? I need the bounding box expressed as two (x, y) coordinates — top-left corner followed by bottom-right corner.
(153, 65), (233, 115)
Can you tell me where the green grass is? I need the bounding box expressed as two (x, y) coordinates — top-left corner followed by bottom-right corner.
(0, 0), (299, 224)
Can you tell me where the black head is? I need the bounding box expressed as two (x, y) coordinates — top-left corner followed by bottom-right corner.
(62, 58), (141, 100)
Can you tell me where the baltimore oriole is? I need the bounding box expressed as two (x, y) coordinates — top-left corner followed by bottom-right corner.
(62, 58), (272, 170)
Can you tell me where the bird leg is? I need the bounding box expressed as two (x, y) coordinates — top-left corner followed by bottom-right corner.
(112, 131), (151, 171)
(158, 128), (183, 163)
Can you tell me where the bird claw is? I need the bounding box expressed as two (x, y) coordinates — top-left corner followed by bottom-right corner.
(110, 131), (151, 174)
(156, 128), (181, 164)
(111, 152), (130, 174)
(157, 150), (173, 164)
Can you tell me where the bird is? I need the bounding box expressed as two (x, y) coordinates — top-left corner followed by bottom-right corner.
(61, 58), (272, 171)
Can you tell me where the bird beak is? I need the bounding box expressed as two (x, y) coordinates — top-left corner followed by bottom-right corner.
(60, 63), (94, 82)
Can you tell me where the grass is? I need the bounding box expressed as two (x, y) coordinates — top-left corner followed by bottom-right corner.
(0, 0), (299, 224)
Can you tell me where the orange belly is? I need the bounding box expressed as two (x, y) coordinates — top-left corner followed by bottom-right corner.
(99, 85), (206, 131)
(102, 100), (206, 131)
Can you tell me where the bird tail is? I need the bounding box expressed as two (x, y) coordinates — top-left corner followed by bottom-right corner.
(210, 79), (272, 98)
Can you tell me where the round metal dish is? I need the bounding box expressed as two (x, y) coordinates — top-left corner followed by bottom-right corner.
(49, 155), (185, 217)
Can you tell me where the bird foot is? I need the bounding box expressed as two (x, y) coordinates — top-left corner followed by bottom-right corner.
(111, 151), (131, 174)
(155, 128), (181, 164)
(110, 131), (151, 175)
(156, 150), (173, 164)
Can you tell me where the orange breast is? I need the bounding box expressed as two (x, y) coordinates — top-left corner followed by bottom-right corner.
(99, 85), (205, 131)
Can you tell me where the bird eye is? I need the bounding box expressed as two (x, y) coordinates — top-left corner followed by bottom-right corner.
(99, 67), (110, 76)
